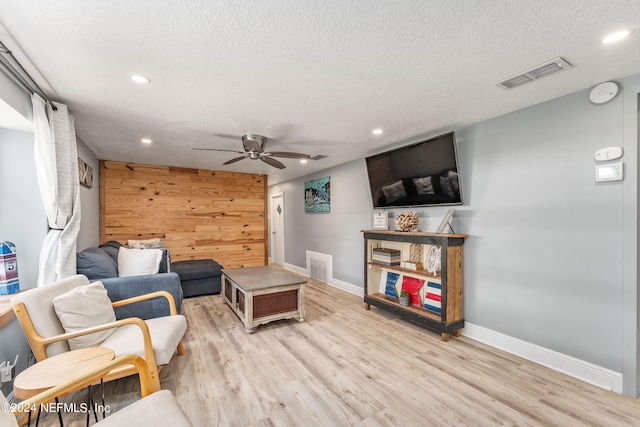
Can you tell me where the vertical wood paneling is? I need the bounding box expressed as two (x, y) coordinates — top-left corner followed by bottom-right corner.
(100, 161), (267, 268)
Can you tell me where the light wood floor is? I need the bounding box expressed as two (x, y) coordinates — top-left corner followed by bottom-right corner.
(36, 272), (640, 426)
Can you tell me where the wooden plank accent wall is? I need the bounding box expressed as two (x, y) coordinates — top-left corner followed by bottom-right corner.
(100, 160), (268, 268)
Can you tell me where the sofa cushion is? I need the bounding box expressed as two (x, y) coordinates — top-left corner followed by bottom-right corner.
(99, 241), (123, 264)
(118, 247), (163, 277)
(77, 247), (118, 281)
(93, 390), (192, 427)
(100, 315), (187, 365)
(52, 281), (117, 351)
(170, 259), (223, 281)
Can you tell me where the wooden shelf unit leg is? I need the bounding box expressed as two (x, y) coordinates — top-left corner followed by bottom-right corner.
(453, 330), (461, 337)
(441, 333), (450, 342)
(365, 303), (371, 310)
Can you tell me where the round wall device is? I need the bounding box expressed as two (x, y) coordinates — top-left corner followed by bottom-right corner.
(589, 81), (619, 104)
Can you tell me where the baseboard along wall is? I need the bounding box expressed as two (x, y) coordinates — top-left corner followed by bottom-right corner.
(281, 253), (624, 394)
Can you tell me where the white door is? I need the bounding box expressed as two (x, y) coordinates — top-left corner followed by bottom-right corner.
(270, 193), (285, 266)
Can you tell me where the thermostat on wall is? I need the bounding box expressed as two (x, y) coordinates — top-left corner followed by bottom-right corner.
(595, 162), (623, 182)
(595, 146), (623, 162)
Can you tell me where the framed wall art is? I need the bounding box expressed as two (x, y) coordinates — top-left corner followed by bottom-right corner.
(78, 157), (93, 188)
(304, 176), (330, 213)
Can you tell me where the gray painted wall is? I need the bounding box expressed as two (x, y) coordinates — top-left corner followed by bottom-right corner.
(0, 73), (101, 395)
(76, 136), (100, 250)
(0, 128), (46, 396)
(269, 78), (639, 393)
(271, 160), (372, 285)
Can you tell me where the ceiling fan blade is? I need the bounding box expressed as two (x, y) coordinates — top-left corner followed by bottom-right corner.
(267, 151), (311, 159)
(192, 148), (244, 154)
(260, 156), (286, 169)
(223, 155), (249, 165)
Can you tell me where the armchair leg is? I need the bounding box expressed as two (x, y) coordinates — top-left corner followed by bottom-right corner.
(177, 340), (185, 355)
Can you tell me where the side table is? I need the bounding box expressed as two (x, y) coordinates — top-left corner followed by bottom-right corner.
(14, 347), (115, 426)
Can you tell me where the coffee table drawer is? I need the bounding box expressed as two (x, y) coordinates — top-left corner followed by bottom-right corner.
(253, 289), (298, 319)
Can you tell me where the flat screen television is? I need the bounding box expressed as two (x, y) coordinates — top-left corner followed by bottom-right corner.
(365, 132), (462, 208)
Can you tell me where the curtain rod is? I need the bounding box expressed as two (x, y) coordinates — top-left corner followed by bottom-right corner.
(0, 40), (57, 111)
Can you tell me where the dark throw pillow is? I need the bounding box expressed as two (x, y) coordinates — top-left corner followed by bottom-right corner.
(77, 247), (118, 281)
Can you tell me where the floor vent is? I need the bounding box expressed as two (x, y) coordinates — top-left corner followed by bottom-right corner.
(497, 57), (572, 90)
(306, 251), (331, 283)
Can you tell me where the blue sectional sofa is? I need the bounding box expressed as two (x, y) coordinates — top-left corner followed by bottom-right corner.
(76, 241), (183, 320)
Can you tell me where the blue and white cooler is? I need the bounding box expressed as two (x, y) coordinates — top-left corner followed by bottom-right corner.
(0, 241), (19, 295)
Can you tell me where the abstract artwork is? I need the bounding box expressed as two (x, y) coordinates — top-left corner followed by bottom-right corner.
(78, 157), (93, 188)
(304, 176), (330, 213)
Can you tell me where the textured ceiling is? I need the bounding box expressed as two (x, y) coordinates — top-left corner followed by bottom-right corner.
(1, 0), (639, 184)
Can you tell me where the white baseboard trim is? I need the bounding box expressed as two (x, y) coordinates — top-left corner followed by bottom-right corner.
(462, 322), (623, 393)
(279, 263), (622, 392)
(282, 262), (362, 296)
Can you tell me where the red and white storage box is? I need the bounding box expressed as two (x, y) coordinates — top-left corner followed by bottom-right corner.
(1, 241), (20, 295)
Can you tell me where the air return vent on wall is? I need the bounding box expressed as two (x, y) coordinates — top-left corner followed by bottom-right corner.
(497, 57), (572, 90)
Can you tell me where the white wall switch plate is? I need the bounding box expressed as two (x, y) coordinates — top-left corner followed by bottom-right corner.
(595, 162), (623, 182)
(595, 147), (623, 162)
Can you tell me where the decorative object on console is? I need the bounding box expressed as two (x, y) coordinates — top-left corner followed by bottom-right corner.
(396, 211), (419, 231)
(425, 245), (442, 275)
(398, 290), (410, 306)
(401, 275), (425, 307)
(304, 176), (331, 213)
(424, 281), (442, 314)
(378, 271), (400, 298)
(372, 210), (389, 230)
(435, 208), (455, 233)
(371, 248), (401, 266)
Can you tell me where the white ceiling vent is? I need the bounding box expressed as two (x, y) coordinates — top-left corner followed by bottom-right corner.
(497, 57), (572, 90)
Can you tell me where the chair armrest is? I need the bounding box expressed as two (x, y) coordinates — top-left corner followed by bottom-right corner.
(13, 354), (158, 421)
(36, 317), (160, 391)
(112, 291), (178, 316)
(101, 273), (183, 320)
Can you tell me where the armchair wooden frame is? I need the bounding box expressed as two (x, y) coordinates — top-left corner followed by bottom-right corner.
(12, 354), (161, 425)
(12, 291), (185, 391)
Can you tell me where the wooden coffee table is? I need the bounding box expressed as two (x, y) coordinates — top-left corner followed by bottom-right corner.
(222, 266), (306, 333)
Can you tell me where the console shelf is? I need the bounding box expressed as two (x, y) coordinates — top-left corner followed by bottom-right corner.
(362, 230), (467, 341)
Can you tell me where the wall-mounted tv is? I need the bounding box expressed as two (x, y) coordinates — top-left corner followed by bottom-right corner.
(365, 132), (462, 208)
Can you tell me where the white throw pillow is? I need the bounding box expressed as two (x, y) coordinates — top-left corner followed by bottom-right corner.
(52, 281), (117, 351)
(118, 247), (163, 277)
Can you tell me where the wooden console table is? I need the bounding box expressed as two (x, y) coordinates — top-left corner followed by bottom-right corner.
(222, 266), (305, 333)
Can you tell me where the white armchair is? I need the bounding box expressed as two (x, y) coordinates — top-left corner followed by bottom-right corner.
(11, 274), (187, 388)
(1, 354), (193, 426)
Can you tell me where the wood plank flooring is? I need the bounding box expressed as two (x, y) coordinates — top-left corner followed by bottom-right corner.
(34, 272), (640, 426)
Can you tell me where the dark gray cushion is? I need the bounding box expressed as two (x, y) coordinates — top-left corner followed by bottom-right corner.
(77, 247), (118, 281)
(99, 241), (123, 264)
(171, 259), (223, 281)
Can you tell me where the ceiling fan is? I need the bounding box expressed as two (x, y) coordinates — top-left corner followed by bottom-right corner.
(193, 134), (311, 169)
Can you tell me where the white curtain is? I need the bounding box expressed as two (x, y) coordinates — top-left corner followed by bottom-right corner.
(32, 94), (82, 285)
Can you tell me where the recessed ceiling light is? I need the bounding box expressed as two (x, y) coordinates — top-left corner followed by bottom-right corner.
(601, 29), (633, 44)
(300, 159), (308, 164)
(141, 138), (152, 144)
(129, 74), (150, 84)
(372, 129), (383, 135)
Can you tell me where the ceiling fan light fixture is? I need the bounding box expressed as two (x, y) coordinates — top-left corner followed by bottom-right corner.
(372, 129), (383, 135)
(300, 159), (308, 164)
(141, 138), (152, 144)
